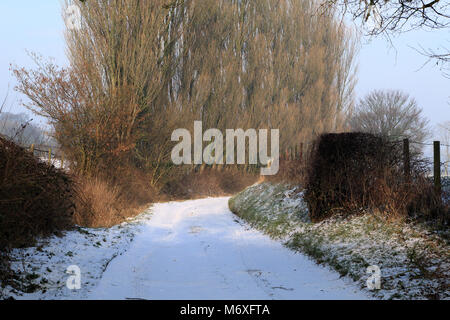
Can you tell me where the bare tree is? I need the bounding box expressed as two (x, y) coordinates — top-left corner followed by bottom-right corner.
(349, 90), (430, 146)
(14, 0), (358, 181)
(319, 0), (450, 73)
(320, 0), (449, 34)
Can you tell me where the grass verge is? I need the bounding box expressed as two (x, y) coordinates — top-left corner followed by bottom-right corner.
(229, 182), (450, 300)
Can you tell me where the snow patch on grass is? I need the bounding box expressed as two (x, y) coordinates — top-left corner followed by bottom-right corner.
(1, 209), (152, 300)
(229, 182), (450, 300)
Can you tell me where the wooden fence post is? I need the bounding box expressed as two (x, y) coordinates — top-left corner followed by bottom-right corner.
(403, 138), (410, 180)
(434, 141), (441, 196)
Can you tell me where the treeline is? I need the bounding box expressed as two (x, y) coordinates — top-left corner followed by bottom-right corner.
(0, 112), (54, 146)
(14, 0), (356, 177)
(11, 0), (357, 224)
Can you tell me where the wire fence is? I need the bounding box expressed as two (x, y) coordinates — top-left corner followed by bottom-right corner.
(24, 143), (66, 169)
(281, 136), (449, 183)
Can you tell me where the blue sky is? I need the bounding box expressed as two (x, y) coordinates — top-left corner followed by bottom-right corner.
(356, 27), (450, 133)
(0, 1), (66, 125)
(1, 1), (449, 136)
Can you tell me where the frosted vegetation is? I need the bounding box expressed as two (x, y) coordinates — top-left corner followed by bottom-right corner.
(229, 183), (450, 300)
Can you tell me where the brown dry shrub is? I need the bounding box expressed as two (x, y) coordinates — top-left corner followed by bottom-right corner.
(74, 165), (256, 228)
(103, 164), (156, 207)
(0, 136), (76, 284)
(265, 158), (308, 185)
(0, 137), (75, 247)
(304, 132), (440, 222)
(73, 167), (155, 228)
(161, 166), (258, 200)
(73, 178), (123, 228)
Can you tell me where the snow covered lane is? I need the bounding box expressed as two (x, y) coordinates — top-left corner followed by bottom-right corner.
(89, 197), (368, 300)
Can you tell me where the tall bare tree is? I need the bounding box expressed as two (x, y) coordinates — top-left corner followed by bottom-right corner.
(13, 0), (358, 182)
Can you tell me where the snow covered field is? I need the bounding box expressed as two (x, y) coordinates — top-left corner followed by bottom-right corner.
(2, 197), (368, 300)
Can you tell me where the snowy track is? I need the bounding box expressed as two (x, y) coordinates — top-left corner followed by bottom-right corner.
(89, 197), (368, 300)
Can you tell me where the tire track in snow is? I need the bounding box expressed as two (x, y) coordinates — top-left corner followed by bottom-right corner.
(88, 197), (369, 300)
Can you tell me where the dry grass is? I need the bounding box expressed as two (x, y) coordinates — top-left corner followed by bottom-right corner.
(73, 170), (155, 228)
(71, 166), (258, 228)
(74, 178), (126, 228)
(161, 166), (259, 201)
(264, 158), (307, 186)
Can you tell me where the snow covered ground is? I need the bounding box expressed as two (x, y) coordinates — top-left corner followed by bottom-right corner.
(89, 197), (367, 299)
(2, 197), (369, 300)
(2, 216), (141, 299)
(229, 183), (450, 300)
(38, 157), (69, 170)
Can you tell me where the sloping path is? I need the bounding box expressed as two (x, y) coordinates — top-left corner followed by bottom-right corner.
(88, 197), (368, 299)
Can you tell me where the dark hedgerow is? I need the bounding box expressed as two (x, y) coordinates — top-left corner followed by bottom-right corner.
(0, 137), (76, 284)
(304, 132), (442, 222)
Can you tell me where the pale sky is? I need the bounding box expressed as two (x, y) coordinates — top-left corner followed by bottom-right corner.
(1, 1), (449, 142)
